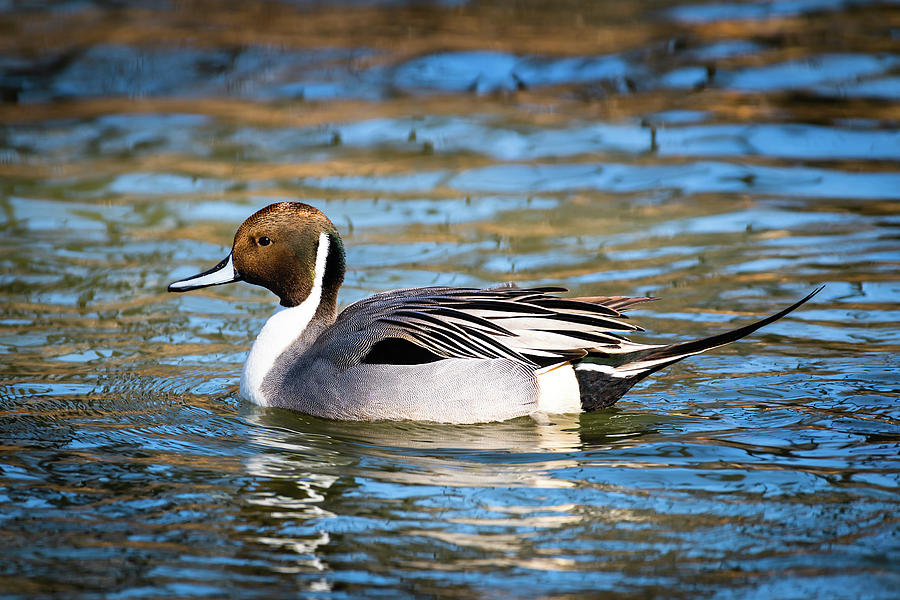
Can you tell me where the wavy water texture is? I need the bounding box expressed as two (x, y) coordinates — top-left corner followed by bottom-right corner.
(0, 1), (898, 599)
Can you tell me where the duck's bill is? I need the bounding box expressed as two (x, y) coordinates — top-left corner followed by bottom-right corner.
(168, 253), (242, 292)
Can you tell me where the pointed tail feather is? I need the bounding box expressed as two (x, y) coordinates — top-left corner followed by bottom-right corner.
(577, 286), (823, 410)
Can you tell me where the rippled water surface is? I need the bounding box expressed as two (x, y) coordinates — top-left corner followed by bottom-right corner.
(1, 1), (899, 598)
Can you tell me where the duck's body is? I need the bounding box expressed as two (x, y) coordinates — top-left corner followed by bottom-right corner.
(169, 202), (820, 424)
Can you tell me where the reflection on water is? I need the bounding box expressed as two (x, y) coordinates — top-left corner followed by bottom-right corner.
(1, 0), (898, 598)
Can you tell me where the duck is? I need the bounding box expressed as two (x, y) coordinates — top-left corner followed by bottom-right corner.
(168, 201), (821, 423)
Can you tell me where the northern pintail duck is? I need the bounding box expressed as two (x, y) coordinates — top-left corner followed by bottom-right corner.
(169, 202), (821, 423)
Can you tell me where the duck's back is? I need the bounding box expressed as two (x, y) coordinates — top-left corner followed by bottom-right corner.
(255, 286), (549, 422)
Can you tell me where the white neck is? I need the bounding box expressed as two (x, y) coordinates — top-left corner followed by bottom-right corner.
(240, 232), (330, 406)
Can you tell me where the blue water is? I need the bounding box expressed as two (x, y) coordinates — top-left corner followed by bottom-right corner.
(1, 1), (898, 598)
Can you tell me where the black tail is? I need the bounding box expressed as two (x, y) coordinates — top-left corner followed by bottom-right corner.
(577, 287), (823, 411)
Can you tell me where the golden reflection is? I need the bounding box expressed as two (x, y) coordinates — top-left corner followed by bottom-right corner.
(0, 1), (658, 56)
(1, 0), (897, 596)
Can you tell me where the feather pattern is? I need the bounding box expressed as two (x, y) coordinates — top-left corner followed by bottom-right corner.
(323, 284), (658, 368)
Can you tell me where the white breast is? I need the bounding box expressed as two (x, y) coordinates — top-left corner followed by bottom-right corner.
(240, 232), (330, 406)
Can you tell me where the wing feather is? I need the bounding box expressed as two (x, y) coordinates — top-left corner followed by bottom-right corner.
(328, 284), (652, 368)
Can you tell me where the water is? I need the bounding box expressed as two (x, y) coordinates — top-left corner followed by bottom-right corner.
(1, 0), (899, 598)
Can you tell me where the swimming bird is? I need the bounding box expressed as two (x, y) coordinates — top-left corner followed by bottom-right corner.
(168, 202), (820, 423)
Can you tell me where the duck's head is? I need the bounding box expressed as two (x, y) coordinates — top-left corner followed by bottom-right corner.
(168, 202), (345, 310)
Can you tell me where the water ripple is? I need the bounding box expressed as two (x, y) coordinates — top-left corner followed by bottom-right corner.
(1, 1), (898, 598)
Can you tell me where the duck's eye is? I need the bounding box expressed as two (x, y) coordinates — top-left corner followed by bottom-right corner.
(257, 236), (271, 247)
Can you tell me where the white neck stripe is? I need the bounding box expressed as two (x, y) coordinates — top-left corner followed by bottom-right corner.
(312, 231), (331, 295)
(240, 232), (331, 406)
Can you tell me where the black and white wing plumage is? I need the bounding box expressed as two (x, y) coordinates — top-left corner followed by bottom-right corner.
(323, 284), (659, 368)
(313, 283), (822, 413)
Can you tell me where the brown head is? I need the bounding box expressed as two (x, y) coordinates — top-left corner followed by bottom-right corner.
(168, 202), (346, 311)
